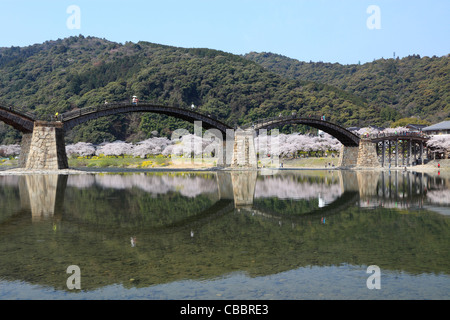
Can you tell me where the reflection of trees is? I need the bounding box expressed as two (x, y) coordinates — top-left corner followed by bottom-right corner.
(0, 176), (21, 223)
(63, 186), (220, 230)
(255, 175), (342, 203)
(252, 191), (359, 219)
(253, 173), (343, 216)
(63, 173), (221, 230)
(0, 175), (20, 187)
(426, 190), (450, 205)
(0, 171), (449, 293)
(0, 202), (448, 292)
(67, 173), (218, 198)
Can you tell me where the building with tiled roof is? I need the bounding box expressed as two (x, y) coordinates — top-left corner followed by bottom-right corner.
(422, 121), (450, 135)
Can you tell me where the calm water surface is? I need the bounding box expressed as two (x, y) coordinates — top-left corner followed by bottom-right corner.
(0, 169), (449, 300)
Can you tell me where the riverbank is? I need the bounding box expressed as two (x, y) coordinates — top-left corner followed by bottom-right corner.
(0, 157), (448, 175)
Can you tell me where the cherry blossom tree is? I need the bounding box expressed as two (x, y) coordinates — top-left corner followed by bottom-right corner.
(66, 142), (96, 157)
(381, 127), (409, 134)
(67, 173), (218, 198)
(95, 141), (134, 157)
(255, 132), (342, 158)
(352, 126), (409, 137)
(352, 127), (380, 136)
(0, 144), (21, 157)
(427, 134), (450, 152)
(132, 137), (173, 158)
(255, 175), (343, 202)
(162, 134), (218, 158)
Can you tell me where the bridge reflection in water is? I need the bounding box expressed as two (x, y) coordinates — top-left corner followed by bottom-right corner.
(10, 169), (450, 223)
(12, 171), (356, 221)
(19, 174), (68, 221)
(0, 170), (449, 297)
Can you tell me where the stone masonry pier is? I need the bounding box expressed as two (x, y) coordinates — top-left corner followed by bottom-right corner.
(356, 139), (381, 168)
(338, 146), (359, 168)
(231, 129), (258, 168)
(339, 139), (381, 168)
(24, 121), (68, 170)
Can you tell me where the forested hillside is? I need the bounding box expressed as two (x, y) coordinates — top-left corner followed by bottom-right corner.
(0, 36), (380, 145)
(0, 36), (447, 145)
(245, 52), (450, 126)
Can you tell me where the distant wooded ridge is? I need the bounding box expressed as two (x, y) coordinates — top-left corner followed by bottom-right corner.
(0, 35), (448, 145)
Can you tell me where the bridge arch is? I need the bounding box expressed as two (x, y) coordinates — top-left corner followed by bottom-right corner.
(0, 103), (35, 133)
(250, 116), (360, 147)
(251, 190), (360, 222)
(61, 102), (233, 135)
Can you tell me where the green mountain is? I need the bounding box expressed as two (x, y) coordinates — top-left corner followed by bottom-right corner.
(0, 35), (437, 145)
(245, 52), (450, 125)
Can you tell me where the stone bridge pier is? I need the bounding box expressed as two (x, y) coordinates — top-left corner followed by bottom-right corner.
(21, 121), (68, 170)
(18, 132), (32, 168)
(339, 139), (380, 168)
(230, 129), (258, 168)
(216, 171), (257, 208)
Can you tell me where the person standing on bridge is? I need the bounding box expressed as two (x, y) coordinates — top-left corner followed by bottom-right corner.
(132, 96), (138, 105)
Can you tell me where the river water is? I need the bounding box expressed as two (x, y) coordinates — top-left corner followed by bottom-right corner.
(0, 169), (449, 300)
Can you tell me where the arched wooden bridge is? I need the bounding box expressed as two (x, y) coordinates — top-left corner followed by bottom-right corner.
(0, 100), (431, 170)
(242, 115), (360, 147)
(2, 101), (361, 146)
(0, 103), (35, 133)
(59, 101), (233, 134)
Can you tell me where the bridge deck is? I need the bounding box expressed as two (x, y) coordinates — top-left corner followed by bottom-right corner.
(60, 102), (232, 134)
(0, 103), (36, 133)
(244, 115), (361, 147)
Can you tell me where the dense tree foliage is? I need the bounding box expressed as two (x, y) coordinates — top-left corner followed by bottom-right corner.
(0, 36), (447, 145)
(0, 36), (378, 144)
(245, 52), (450, 126)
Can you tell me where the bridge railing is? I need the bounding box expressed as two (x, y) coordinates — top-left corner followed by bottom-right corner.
(362, 131), (430, 140)
(240, 115), (430, 140)
(58, 100), (221, 122)
(0, 102), (37, 120)
(240, 114), (323, 130)
(58, 101), (134, 121)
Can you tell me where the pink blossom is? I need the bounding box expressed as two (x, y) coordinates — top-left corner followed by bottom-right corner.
(95, 141), (134, 157)
(66, 142), (96, 157)
(0, 144), (21, 157)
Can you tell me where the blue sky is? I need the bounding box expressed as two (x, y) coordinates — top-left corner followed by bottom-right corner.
(0, 0), (448, 64)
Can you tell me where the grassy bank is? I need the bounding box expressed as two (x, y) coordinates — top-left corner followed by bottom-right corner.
(281, 157), (340, 168)
(1, 155), (449, 170)
(67, 154), (217, 169)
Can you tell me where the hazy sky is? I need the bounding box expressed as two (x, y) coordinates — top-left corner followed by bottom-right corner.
(0, 0), (448, 64)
